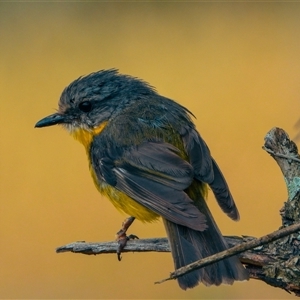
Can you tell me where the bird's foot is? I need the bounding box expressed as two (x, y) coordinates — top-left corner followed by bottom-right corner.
(115, 216), (139, 261)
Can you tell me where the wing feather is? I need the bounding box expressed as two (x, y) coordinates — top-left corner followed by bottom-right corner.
(114, 167), (207, 231)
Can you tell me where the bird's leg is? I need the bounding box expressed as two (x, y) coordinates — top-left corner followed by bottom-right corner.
(115, 216), (139, 261)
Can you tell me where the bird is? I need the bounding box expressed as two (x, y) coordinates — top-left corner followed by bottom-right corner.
(35, 69), (248, 290)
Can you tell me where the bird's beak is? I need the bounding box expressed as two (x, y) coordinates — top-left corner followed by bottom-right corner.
(35, 113), (65, 128)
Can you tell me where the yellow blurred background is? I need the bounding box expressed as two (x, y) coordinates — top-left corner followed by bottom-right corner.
(1, 2), (299, 299)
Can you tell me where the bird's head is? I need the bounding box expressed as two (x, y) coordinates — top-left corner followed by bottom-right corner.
(35, 69), (156, 145)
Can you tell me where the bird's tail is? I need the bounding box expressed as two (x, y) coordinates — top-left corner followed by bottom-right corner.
(163, 197), (248, 290)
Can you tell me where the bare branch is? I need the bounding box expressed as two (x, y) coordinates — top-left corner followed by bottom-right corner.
(56, 238), (170, 255)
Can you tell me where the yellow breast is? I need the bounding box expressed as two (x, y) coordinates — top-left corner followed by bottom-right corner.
(70, 122), (107, 149)
(70, 123), (160, 223)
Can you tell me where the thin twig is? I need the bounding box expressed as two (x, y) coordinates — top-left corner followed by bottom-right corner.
(155, 222), (300, 284)
(56, 238), (170, 254)
(56, 236), (274, 267)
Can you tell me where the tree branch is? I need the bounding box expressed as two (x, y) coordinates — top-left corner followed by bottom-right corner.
(56, 127), (300, 296)
(55, 236), (272, 263)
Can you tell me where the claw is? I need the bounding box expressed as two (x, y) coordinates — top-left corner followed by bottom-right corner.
(115, 217), (138, 261)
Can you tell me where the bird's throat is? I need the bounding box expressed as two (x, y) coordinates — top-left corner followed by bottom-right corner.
(70, 122), (108, 150)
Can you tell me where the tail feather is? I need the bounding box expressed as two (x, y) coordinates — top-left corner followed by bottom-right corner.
(163, 196), (248, 290)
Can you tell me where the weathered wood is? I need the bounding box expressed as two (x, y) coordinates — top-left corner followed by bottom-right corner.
(56, 238), (170, 255)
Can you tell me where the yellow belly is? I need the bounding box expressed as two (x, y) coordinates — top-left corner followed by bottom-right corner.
(96, 179), (160, 222)
(69, 123), (160, 222)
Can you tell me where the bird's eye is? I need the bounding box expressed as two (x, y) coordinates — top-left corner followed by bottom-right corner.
(78, 101), (92, 112)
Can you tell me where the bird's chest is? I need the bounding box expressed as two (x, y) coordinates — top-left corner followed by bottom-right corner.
(87, 137), (160, 222)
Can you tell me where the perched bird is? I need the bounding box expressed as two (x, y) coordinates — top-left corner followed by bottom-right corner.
(35, 69), (248, 289)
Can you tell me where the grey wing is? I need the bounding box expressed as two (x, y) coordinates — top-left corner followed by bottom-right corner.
(94, 141), (207, 231)
(181, 125), (240, 221)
